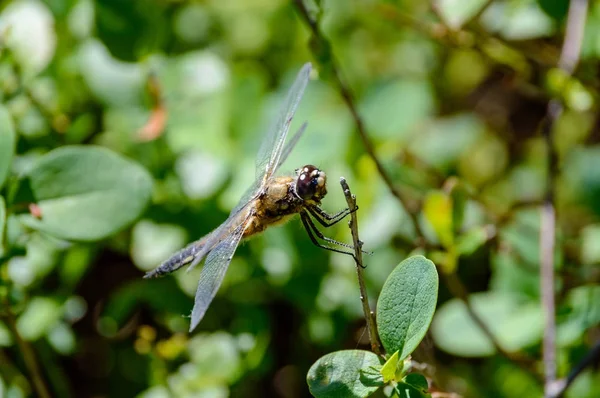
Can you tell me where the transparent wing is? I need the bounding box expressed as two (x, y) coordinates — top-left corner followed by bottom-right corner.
(188, 213), (249, 331)
(276, 122), (307, 172)
(229, 65), (311, 218)
(255, 62), (311, 183)
(228, 122), (308, 219)
(185, 204), (251, 272)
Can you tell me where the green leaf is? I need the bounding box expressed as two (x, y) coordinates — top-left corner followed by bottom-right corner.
(431, 292), (543, 357)
(480, 2), (555, 40)
(360, 79), (434, 140)
(0, 105), (16, 190)
(455, 226), (493, 256)
(307, 350), (383, 398)
(403, 373), (429, 392)
(434, 0), (489, 29)
(582, 3), (600, 60)
(423, 191), (453, 248)
(380, 350), (400, 383)
(19, 146), (153, 241)
(409, 114), (484, 171)
(376, 256), (439, 360)
(557, 285), (600, 346)
(0, 196), (5, 257)
(394, 381), (431, 398)
(16, 297), (62, 341)
(538, 0), (569, 21)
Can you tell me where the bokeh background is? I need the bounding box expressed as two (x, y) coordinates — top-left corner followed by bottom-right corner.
(1, 0), (600, 397)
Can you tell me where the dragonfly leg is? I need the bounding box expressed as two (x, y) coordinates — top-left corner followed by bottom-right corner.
(307, 205), (357, 227)
(300, 211), (359, 261)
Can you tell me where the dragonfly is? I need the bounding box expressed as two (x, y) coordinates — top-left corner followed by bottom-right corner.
(145, 62), (359, 331)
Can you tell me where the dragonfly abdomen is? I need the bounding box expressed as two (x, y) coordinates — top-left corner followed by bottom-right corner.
(144, 239), (206, 278)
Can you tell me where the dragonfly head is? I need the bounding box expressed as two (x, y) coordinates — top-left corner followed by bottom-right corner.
(295, 165), (327, 202)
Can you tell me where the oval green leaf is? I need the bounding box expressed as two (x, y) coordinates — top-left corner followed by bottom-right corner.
(0, 196), (6, 257)
(376, 256), (439, 360)
(20, 146), (153, 241)
(307, 349), (383, 398)
(0, 105), (16, 190)
(431, 292), (543, 357)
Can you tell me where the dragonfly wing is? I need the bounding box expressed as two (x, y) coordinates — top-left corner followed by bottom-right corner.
(189, 213), (249, 331)
(255, 63), (311, 182)
(276, 122), (307, 172)
(231, 65), (311, 229)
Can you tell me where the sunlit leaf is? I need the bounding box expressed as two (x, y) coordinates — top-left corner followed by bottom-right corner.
(19, 146), (153, 241)
(380, 350), (400, 383)
(376, 256), (438, 360)
(307, 350), (383, 398)
(423, 191), (453, 248)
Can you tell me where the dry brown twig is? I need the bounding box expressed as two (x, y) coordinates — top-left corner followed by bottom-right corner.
(340, 177), (382, 357)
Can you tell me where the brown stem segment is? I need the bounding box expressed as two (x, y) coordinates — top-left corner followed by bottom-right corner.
(339, 177), (382, 357)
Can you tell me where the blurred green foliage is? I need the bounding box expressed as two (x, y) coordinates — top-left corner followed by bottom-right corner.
(1, 0), (600, 397)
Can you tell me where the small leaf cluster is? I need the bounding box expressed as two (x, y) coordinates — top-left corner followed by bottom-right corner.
(307, 256), (439, 398)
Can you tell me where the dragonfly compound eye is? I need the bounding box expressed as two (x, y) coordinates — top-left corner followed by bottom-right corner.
(296, 165), (326, 200)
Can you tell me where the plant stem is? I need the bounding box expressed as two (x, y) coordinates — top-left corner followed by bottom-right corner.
(539, 1), (588, 396)
(340, 177), (382, 357)
(3, 308), (51, 398)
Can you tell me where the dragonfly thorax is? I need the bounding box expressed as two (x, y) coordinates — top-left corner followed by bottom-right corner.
(294, 165), (327, 202)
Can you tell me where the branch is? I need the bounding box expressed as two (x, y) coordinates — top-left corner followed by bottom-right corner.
(442, 273), (512, 360)
(539, 1), (588, 396)
(340, 177), (382, 356)
(294, 0), (425, 244)
(547, 339), (600, 398)
(3, 307), (51, 398)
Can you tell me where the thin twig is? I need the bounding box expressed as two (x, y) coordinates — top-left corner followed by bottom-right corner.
(539, 1), (588, 396)
(3, 307), (51, 398)
(547, 339), (600, 398)
(442, 272), (512, 359)
(294, 0), (425, 244)
(340, 177), (382, 357)
(547, 341), (600, 398)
